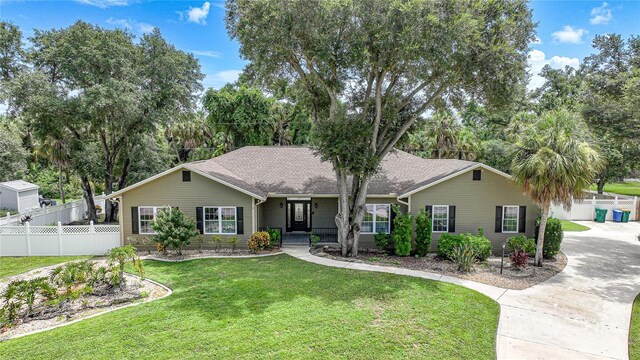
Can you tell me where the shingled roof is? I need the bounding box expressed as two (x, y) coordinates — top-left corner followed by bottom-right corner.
(185, 146), (476, 197)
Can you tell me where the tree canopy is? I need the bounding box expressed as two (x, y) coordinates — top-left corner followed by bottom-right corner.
(226, 0), (535, 255)
(3, 21), (203, 221)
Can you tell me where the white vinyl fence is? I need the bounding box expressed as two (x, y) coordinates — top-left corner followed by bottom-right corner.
(550, 196), (638, 221)
(0, 195), (106, 227)
(0, 222), (120, 256)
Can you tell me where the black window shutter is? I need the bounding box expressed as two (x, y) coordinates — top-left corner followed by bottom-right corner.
(196, 207), (203, 234)
(425, 205), (432, 216)
(448, 205), (456, 233)
(182, 171), (191, 182)
(518, 206), (526, 233)
(495, 206), (503, 233)
(236, 207), (244, 234)
(390, 205), (397, 233)
(131, 207), (139, 234)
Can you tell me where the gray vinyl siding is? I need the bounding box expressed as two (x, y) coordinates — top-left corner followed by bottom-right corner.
(122, 169), (254, 249)
(258, 197), (286, 232)
(409, 168), (538, 253)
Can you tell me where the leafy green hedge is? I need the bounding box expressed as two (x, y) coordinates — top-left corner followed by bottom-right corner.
(414, 209), (432, 256)
(392, 208), (413, 256)
(437, 233), (492, 261)
(536, 217), (563, 258)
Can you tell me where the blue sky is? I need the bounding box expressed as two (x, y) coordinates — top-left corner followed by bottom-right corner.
(0, 0), (639, 91)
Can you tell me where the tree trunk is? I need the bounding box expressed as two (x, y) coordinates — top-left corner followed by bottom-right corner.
(335, 169), (370, 257)
(597, 176), (606, 195)
(535, 204), (550, 267)
(104, 158), (115, 223)
(81, 175), (97, 223)
(58, 164), (66, 204)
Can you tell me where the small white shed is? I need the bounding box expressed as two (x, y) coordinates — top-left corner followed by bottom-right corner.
(0, 180), (40, 213)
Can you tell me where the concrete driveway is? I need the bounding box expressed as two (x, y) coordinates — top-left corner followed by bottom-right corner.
(496, 221), (640, 359)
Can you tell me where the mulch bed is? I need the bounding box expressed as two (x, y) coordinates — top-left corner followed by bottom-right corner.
(311, 247), (567, 290)
(0, 261), (168, 341)
(140, 248), (283, 260)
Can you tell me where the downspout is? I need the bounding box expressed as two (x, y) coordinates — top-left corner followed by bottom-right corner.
(253, 197), (267, 234)
(396, 194), (410, 213)
(113, 196), (124, 245)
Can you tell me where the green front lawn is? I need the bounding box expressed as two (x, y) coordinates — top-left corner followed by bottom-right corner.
(560, 220), (590, 232)
(630, 294), (640, 359)
(0, 255), (499, 359)
(591, 182), (640, 197)
(0, 256), (90, 280)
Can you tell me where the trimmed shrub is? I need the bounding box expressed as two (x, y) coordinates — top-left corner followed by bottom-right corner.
(536, 217), (563, 258)
(507, 235), (536, 254)
(392, 207), (413, 256)
(310, 234), (321, 246)
(227, 237), (239, 252)
(265, 228), (281, 247)
(152, 209), (199, 255)
(212, 235), (224, 252)
(467, 234), (492, 261)
(374, 232), (391, 251)
(248, 231), (271, 252)
(451, 243), (476, 272)
(437, 233), (491, 261)
(415, 209), (432, 257)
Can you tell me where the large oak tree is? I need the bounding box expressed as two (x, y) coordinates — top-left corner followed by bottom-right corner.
(4, 21), (203, 222)
(226, 0), (535, 256)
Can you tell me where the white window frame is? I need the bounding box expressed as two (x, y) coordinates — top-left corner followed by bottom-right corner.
(203, 206), (238, 235)
(502, 205), (519, 233)
(138, 206), (169, 235)
(361, 204), (391, 234)
(431, 205), (449, 233)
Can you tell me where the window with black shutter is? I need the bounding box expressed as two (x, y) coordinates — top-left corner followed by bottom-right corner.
(473, 169), (482, 181)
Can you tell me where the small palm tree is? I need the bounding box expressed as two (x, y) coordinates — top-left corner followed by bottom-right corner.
(510, 109), (603, 266)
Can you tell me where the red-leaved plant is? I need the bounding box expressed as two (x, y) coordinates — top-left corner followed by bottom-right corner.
(510, 248), (528, 270)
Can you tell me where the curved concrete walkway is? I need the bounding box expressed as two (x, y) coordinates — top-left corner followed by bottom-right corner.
(284, 221), (640, 360)
(497, 221), (640, 360)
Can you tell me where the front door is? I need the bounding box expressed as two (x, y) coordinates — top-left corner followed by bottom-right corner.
(288, 201), (310, 232)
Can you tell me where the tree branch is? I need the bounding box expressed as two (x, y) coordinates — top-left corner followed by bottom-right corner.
(378, 84), (446, 158)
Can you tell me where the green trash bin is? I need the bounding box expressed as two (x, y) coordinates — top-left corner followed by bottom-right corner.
(621, 209), (631, 223)
(594, 208), (607, 223)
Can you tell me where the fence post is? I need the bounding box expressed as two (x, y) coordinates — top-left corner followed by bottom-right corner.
(592, 196), (596, 220)
(90, 221), (95, 255)
(58, 221), (63, 256)
(25, 222), (31, 256)
(614, 196), (619, 209)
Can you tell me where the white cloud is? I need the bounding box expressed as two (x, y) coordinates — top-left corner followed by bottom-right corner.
(75, 0), (131, 8)
(179, 2), (211, 25)
(527, 49), (580, 90)
(551, 25), (588, 44)
(106, 17), (155, 35)
(205, 70), (242, 88)
(190, 50), (222, 58)
(531, 35), (542, 45)
(590, 2), (613, 25)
